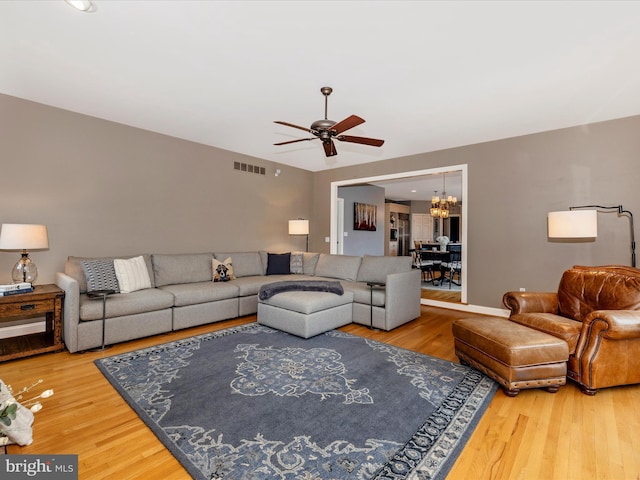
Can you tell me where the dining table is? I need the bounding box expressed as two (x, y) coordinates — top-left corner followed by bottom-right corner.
(410, 249), (452, 286)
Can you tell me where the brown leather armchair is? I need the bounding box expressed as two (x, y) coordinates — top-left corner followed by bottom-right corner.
(503, 265), (640, 395)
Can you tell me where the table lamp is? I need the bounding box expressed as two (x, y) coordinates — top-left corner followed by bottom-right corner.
(0, 224), (49, 284)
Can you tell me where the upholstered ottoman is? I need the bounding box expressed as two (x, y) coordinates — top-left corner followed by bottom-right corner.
(258, 290), (354, 338)
(452, 316), (569, 397)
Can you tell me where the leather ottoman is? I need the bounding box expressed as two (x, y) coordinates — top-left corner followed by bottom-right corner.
(452, 316), (569, 397)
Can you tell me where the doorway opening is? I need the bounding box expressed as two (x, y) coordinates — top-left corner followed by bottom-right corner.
(330, 165), (468, 305)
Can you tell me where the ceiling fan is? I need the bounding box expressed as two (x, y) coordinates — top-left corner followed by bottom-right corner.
(274, 87), (385, 157)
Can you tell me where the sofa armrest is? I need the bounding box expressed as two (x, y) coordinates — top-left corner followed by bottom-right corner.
(503, 291), (559, 315)
(55, 272), (80, 353)
(582, 310), (640, 340)
(383, 269), (421, 329)
(571, 310), (640, 392)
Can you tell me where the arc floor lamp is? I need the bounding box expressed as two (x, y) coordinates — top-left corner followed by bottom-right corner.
(548, 205), (636, 268)
(289, 219), (309, 252)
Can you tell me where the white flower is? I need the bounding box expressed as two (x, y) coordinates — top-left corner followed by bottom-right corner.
(40, 390), (54, 399)
(21, 389), (54, 407)
(30, 403), (42, 413)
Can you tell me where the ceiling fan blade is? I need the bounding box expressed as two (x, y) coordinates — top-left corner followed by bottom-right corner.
(274, 138), (316, 146)
(330, 115), (365, 135)
(336, 135), (385, 147)
(274, 121), (313, 133)
(323, 140), (337, 157)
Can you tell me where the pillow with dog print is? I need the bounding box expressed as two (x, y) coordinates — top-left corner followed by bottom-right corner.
(212, 257), (235, 282)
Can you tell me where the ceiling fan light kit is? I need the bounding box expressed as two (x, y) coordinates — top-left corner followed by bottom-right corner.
(65, 0), (96, 12)
(274, 87), (385, 157)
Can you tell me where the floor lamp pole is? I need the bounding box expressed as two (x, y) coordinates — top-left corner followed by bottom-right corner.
(570, 205), (636, 268)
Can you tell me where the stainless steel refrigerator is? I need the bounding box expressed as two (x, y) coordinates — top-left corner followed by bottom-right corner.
(397, 213), (410, 256)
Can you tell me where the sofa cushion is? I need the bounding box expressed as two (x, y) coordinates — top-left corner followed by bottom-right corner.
(212, 257), (236, 282)
(67, 254), (155, 293)
(231, 276), (271, 297)
(258, 250), (270, 274)
(152, 253), (212, 287)
(356, 255), (413, 284)
(81, 259), (120, 293)
(259, 290), (354, 314)
(558, 265), (640, 322)
(215, 252), (264, 277)
(159, 282), (239, 307)
(510, 313), (582, 354)
(341, 280), (386, 307)
(300, 252), (320, 275)
(314, 254), (362, 281)
(267, 252), (291, 275)
(114, 256), (152, 293)
(79, 288), (174, 321)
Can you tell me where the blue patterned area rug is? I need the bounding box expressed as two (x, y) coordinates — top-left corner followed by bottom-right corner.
(95, 323), (496, 480)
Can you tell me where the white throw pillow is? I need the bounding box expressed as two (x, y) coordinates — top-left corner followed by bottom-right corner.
(113, 256), (152, 293)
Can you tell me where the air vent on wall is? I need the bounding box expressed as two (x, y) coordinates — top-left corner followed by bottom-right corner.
(234, 161), (265, 175)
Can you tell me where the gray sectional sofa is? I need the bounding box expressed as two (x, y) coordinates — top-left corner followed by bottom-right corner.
(55, 251), (421, 353)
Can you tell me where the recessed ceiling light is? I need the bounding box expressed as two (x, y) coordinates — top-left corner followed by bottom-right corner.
(65, 0), (96, 12)
(411, 189), (417, 193)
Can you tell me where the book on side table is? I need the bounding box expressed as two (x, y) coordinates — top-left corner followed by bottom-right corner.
(0, 283), (33, 296)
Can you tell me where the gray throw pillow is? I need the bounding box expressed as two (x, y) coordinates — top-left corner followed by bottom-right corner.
(290, 253), (304, 274)
(81, 259), (120, 293)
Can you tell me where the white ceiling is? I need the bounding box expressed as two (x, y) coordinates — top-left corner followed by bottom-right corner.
(2, 1), (640, 172)
(369, 170), (463, 203)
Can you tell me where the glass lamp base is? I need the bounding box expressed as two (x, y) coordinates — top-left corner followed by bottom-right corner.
(12, 253), (38, 284)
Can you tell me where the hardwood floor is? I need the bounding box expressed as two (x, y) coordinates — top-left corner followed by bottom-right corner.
(3, 307), (639, 479)
(421, 287), (461, 303)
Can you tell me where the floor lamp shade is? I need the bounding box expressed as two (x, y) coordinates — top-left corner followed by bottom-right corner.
(0, 223), (49, 284)
(288, 219), (309, 252)
(288, 219), (309, 235)
(547, 210), (598, 238)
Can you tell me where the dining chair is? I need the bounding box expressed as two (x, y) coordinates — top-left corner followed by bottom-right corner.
(443, 245), (462, 288)
(419, 250), (444, 284)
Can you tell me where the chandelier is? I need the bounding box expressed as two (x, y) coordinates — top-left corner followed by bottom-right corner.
(430, 173), (457, 219)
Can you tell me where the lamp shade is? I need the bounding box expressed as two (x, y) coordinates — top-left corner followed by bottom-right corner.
(547, 211), (598, 238)
(288, 219), (309, 235)
(0, 224), (49, 250)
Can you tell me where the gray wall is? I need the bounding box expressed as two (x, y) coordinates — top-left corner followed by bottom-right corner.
(0, 94), (313, 285)
(338, 185), (385, 256)
(313, 115), (640, 308)
(3, 93), (638, 309)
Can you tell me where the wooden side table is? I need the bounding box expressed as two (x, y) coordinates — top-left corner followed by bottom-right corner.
(0, 284), (65, 362)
